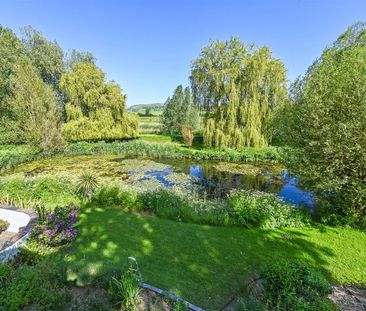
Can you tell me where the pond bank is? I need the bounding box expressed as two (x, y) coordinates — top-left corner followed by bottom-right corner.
(0, 140), (283, 173)
(1, 152), (313, 207)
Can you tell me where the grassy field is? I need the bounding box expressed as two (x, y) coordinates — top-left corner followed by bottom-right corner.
(65, 206), (366, 310)
(138, 133), (175, 144)
(134, 110), (163, 134)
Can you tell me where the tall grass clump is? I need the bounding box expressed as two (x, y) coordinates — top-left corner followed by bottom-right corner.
(0, 177), (78, 208)
(109, 271), (142, 311)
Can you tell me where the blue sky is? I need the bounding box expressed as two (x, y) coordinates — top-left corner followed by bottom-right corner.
(1, 0), (366, 106)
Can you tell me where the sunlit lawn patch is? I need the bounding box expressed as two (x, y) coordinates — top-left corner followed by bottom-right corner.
(66, 207), (366, 310)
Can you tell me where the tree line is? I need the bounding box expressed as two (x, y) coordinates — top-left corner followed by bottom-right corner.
(160, 24), (365, 226)
(0, 22), (364, 227)
(0, 25), (138, 151)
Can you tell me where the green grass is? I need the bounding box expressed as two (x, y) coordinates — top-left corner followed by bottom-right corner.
(138, 134), (174, 144)
(0, 176), (78, 208)
(65, 207), (366, 310)
(135, 109), (163, 116)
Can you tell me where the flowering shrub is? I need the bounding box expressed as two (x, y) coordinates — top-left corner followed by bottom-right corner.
(32, 205), (80, 245)
(228, 190), (310, 228)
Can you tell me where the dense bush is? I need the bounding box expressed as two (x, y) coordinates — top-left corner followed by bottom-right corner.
(31, 205), (80, 245)
(91, 186), (227, 226)
(0, 144), (41, 172)
(275, 23), (366, 228)
(64, 140), (282, 162)
(236, 261), (334, 311)
(91, 186), (309, 229)
(228, 190), (310, 228)
(0, 258), (70, 311)
(0, 218), (9, 233)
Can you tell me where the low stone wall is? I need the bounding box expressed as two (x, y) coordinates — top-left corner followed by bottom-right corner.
(0, 206), (38, 263)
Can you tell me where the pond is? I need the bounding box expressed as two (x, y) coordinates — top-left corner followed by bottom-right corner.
(2, 154), (314, 207)
(143, 158), (314, 207)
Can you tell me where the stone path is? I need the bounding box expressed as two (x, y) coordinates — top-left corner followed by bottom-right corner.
(0, 231), (18, 250)
(329, 286), (366, 311)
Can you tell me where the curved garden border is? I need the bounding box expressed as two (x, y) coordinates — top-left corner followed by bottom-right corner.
(0, 206), (38, 263)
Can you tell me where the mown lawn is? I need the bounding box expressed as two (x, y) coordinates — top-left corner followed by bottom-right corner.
(65, 207), (366, 310)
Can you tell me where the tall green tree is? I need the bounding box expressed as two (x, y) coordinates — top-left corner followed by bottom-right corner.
(0, 26), (29, 144)
(60, 62), (138, 141)
(21, 26), (66, 116)
(190, 37), (287, 149)
(278, 23), (366, 227)
(161, 85), (199, 135)
(9, 61), (63, 151)
(21, 26), (65, 89)
(65, 49), (96, 70)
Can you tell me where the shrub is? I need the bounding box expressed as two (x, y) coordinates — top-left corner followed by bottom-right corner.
(76, 171), (99, 200)
(276, 23), (366, 228)
(228, 190), (310, 228)
(181, 125), (194, 148)
(91, 185), (141, 210)
(261, 260), (334, 310)
(235, 261), (335, 311)
(64, 140), (282, 162)
(173, 301), (189, 311)
(109, 270), (142, 311)
(0, 258), (70, 311)
(31, 205), (80, 246)
(91, 186), (308, 229)
(0, 264), (13, 283)
(0, 144), (41, 172)
(0, 218), (9, 233)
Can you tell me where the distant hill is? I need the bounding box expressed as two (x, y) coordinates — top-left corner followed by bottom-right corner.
(127, 103), (164, 112)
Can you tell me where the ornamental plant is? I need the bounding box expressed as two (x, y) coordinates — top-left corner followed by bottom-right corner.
(31, 205), (80, 246)
(76, 171), (99, 200)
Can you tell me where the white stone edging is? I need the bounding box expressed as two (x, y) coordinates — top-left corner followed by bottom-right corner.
(0, 206), (38, 263)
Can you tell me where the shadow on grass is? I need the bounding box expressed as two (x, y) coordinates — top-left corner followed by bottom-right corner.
(51, 206), (366, 310)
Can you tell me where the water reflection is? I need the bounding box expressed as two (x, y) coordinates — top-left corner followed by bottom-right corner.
(150, 158), (314, 207)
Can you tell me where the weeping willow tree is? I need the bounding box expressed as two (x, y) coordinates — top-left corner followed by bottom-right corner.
(190, 37), (287, 149)
(60, 62), (138, 141)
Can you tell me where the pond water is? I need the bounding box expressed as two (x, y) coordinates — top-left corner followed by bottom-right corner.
(137, 157), (314, 207)
(2, 154), (314, 207)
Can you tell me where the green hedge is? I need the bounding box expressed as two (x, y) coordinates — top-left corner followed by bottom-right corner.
(64, 140), (282, 162)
